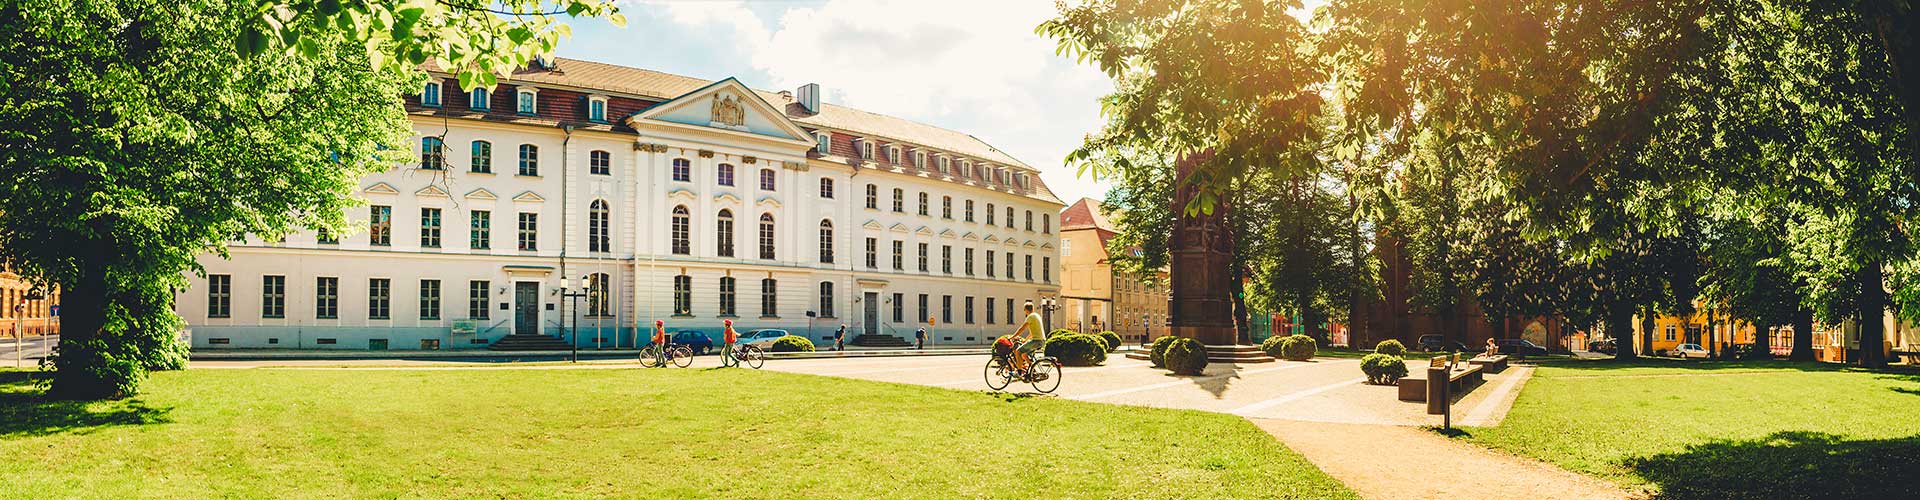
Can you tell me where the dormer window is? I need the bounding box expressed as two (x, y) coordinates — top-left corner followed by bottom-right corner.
(814, 132), (831, 155)
(516, 88), (538, 115)
(469, 87), (490, 111)
(887, 146), (901, 164)
(858, 139), (874, 160)
(588, 96), (608, 123)
(937, 155), (950, 173)
(912, 151), (925, 168)
(421, 81), (442, 107)
(1016, 173), (1029, 189)
(956, 160), (969, 179)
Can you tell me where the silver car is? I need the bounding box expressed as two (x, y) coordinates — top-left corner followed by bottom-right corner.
(739, 329), (791, 348)
(1670, 343), (1709, 359)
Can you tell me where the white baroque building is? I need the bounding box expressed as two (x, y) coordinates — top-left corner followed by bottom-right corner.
(174, 58), (1064, 350)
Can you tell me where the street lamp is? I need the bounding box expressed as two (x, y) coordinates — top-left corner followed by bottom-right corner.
(558, 278), (589, 363)
(1039, 297), (1059, 333)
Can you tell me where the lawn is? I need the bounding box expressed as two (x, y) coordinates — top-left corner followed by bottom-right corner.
(0, 366), (1356, 499)
(1460, 359), (1920, 499)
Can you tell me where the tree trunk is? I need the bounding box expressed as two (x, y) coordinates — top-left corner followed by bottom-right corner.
(1230, 266), (1250, 345)
(48, 264), (117, 399)
(1859, 261), (1888, 367)
(1641, 306), (1657, 357)
(1752, 321), (1774, 360)
(1609, 304), (1637, 361)
(1707, 309), (1719, 358)
(1791, 307), (1816, 362)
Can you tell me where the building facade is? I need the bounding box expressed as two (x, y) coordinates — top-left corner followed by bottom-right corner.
(175, 58), (1063, 350)
(1057, 198), (1167, 341)
(1, 266), (58, 337)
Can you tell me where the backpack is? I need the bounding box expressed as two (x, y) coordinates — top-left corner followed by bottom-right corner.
(992, 337), (1016, 357)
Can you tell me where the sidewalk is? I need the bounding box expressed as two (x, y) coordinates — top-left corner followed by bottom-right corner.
(1252, 419), (1635, 500)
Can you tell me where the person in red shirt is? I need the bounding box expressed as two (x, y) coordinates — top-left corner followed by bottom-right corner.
(721, 319), (740, 367)
(645, 319), (667, 367)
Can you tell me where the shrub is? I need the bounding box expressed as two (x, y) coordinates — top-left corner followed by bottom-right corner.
(1260, 335), (1288, 358)
(1049, 328), (1078, 339)
(1096, 331), (1123, 353)
(1163, 337), (1209, 375)
(1044, 334), (1108, 366)
(1374, 339), (1407, 357)
(1360, 353), (1409, 385)
(769, 335), (815, 352)
(1149, 335), (1180, 367)
(1279, 334), (1317, 361)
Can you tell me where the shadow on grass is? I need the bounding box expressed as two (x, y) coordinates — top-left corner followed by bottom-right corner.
(1625, 431), (1920, 500)
(0, 371), (173, 438)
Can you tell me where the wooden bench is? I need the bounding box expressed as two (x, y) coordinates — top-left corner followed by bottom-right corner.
(1396, 354), (1486, 414)
(1468, 354), (1509, 372)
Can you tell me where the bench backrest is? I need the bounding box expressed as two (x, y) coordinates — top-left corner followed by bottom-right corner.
(1430, 356), (1449, 368)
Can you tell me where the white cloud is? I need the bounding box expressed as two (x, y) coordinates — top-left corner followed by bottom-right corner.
(629, 0), (1114, 204)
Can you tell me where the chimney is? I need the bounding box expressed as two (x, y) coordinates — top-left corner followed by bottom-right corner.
(778, 90), (794, 102)
(796, 83), (821, 114)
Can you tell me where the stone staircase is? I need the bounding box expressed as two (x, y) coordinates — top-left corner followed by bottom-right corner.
(1123, 343), (1275, 363)
(487, 334), (574, 351)
(849, 334), (913, 348)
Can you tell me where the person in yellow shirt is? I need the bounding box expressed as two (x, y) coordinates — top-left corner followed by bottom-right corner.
(1009, 301), (1046, 372)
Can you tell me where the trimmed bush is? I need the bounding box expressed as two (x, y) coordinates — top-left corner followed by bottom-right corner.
(1096, 331), (1123, 353)
(1049, 328), (1079, 340)
(1374, 339), (1407, 357)
(1279, 334), (1317, 361)
(1149, 335), (1180, 368)
(1360, 353), (1409, 385)
(769, 335), (815, 352)
(1260, 335), (1288, 358)
(1044, 333), (1108, 366)
(1163, 337), (1209, 375)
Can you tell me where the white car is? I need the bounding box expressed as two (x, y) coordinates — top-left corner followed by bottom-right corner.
(1670, 343), (1710, 359)
(738, 329), (791, 348)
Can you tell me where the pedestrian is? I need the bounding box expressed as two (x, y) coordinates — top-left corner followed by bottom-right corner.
(834, 324), (846, 351)
(720, 319), (738, 367)
(915, 327), (926, 350)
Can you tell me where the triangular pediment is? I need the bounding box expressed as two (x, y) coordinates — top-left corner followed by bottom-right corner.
(629, 78), (811, 143)
(888, 223), (910, 233)
(961, 232), (979, 241)
(914, 226), (934, 236)
(415, 185), (449, 197)
(1024, 240), (1038, 248)
(983, 235), (999, 243)
(1040, 242), (1054, 249)
(863, 220), (884, 230)
(938, 229), (957, 238)
(464, 188), (497, 200)
(364, 182), (399, 195)
(512, 191), (546, 203)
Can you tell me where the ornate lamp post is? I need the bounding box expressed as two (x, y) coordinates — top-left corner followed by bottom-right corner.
(1040, 297), (1059, 333)
(558, 278), (589, 363)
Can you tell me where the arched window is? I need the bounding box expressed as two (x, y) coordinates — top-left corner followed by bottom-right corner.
(718, 163), (735, 186)
(759, 168), (776, 190)
(586, 273), (611, 316)
(892, 188), (905, 212)
(671, 206), (690, 255)
(470, 140), (492, 173)
(820, 178), (834, 199)
(758, 213), (776, 260)
(589, 150), (611, 175)
(672, 158), (690, 182)
(588, 200), (610, 253)
(941, 196), (952, 219)
(518, 144), (539, 176)
(865, 184), (878, 209)
(420, 137), (445, 170)
(818, 220), (834, 264)
(716, 209), (735, 257)
(819, 281), (836, 318)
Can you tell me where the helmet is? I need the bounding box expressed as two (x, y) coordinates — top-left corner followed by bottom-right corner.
(654, 320), (664, 326)
(724, 319), (733, 326)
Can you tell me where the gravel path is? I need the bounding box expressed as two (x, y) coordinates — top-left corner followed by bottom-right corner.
(1251, 419), (1636, 500)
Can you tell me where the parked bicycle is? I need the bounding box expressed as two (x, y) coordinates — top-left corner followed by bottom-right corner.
(985, 338), (1061, 393)
(639, 342), (693, 368)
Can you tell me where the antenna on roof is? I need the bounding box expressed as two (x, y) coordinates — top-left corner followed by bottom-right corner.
(796, 83), (821, 114)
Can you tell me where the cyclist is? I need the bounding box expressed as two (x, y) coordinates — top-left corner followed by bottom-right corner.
(1009, 301), (1046, 373)
(720, 319), (739, 367)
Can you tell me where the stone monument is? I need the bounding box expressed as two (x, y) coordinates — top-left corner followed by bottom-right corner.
(1168, 150), (1239, 345)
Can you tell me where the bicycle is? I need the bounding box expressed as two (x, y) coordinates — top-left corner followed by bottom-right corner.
(639, 342), (694, 368)
(985, 347), (1062, 393)
(723, 343), (766, 369)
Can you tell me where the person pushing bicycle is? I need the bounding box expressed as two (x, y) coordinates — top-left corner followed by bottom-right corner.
(647, 319), (668, 367)
(720, 319), (739, 367)
(1009, 301), (1046, 373)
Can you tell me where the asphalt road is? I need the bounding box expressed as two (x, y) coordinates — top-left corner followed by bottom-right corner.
(0, 334), (56, 366)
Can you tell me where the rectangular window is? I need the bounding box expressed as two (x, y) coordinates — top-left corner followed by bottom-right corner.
(965, 296), (975, 324)
(819, 282), (835, 318)
(719, 277), (737, 317)
(1006, 298), (1015, 325)
(1007, 253), (1015, 280)
(987, 297), (996, 325)
(673, 159), (690, 182)
(590, 99), (606, 122)
(965, 248), (975, 276)
(369, 278), (391, 320)
(315, 277), (338, 319)
(917, 243), (929, 272)
(470, 210), (491, 250)
(518, 144), (539, 176)
(815, 134), (830, 155)
(470, 141), (492, 173)
(1025, 255), (1034, 281)
(673, 275), (692, 316)
(420, 137), (445, 170)
(761, 278), (778, 317)
(469, 280), (490, 320)
(892, 240), (904, 271)
(1043, 214), (1051, 234)
(865, 184), (877, 209)
(261, 275), (285, 318)
(517, 90), (536, 115)
(317, 228), (337, 245)
(470, 87), (489, 110)
(369, 205), (392, 246)
(517, 212), (537, 251)
(419, 279), (441, 320)
(1043, 256), (1052, 283)
(986, 251), (996, 277)
(590, 150), (611, 175)
(892, 292), (904, 323)
(942, 245), (952, 274)
(420, 207), (441, 248)
(917, 294), (929, 325)
(207, 274), (231, 318)
(965, 200), (974, 222)
(865, 238), (878, 269)
(918, 193), (928, 216)
(941, 295), (952, 324)
(421, 81), (442, 106)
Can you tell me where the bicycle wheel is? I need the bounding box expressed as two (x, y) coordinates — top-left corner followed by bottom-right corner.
(638, 347), (662, 368)
(741, 345), (765, 369)
(1029, 357), (1062, 394)
(984, 356), (1012, 391)
(671, 346), (694, 368)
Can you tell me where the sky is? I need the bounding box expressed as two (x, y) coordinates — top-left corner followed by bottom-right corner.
(556, 0), (1118, 205)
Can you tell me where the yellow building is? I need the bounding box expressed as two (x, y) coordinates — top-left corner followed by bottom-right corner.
(1631, 308), (1759, 356)
(1058, 198), (1167, 342)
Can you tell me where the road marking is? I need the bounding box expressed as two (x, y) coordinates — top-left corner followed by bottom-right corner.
(1069, 360), (1353, 401)
(1229, 377), (1367, 415)
(1460, 366), (1532, 427)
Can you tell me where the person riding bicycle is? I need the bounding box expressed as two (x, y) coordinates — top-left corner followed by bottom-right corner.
(720, 319), (739, 367)
(1009, 301), (1046, 372)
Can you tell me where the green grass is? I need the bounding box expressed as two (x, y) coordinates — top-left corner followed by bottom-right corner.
(1460, 359), (1920, 499)
(0, 367), (1356, 499)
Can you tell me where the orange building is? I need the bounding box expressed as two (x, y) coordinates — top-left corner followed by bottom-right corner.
(0, 266), (58, 337)
(1630, 308), (1758, 356)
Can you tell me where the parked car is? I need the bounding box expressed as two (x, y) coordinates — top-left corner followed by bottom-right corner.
(1670, 343), (1709, 359)
(1417, 334), (1471, 353)
(1495, 339), (1550, 357)
(738, 329), (790, 348)
(672, 331), (716, 355)
(1587, 338), (1617, 354)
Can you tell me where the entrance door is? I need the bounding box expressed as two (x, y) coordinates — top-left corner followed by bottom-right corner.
(514, 282), (539, 336)
(864, 292), (879, 336)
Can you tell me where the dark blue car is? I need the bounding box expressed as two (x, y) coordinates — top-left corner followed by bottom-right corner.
(670, 331), (715, 355)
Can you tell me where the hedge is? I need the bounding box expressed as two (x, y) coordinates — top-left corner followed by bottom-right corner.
(1044, 333), (1108, 366)
(1163, 337), (1209, 375)
(1374, 339), (1407, 357)
(1150, 335), (1180, 368)
(769, 335), (816, 352)
(1260, 335), (1287, 358)
(1096, 331), (1122, 353)
(1360, 353), (1409, 385)
(1278, 334), (1317, 361)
